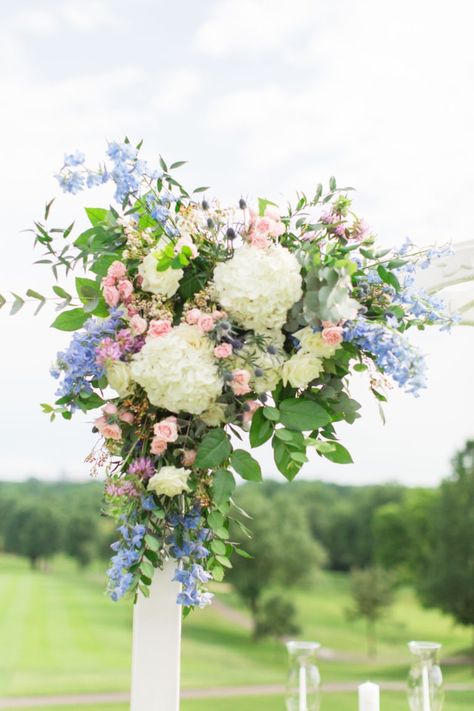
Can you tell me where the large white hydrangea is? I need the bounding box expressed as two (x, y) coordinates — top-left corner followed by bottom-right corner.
(213, 244), (303, 332)
(138, 252), (183, 298)
(130, 324), (223, 414)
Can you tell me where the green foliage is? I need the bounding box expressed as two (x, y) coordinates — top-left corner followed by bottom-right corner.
(230, 450), (262, 482)
(51, 307), (88, 331)
(195, 429), (232, 469)
(4, 502), (62, 567)
(212, 468), (236, 507)
(347, 567), (395, 656)
(254, 593), (300, 640)
(278, 398), (331, 431)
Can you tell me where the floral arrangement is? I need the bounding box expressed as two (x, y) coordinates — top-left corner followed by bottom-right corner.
(12, 140), (455, 608)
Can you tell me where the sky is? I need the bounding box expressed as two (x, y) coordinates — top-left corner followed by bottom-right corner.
(1, 0), (473, 487)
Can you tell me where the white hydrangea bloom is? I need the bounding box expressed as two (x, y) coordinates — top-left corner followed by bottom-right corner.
(130, 324), (223, 414)
(138, 252), (183, 298)
(212, 244), (303, 332)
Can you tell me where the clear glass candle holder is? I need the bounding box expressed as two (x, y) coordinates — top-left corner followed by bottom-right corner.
(407, 641), (444, 711)
(285, 641), (321, 711)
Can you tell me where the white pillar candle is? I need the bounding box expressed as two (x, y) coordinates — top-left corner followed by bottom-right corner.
(358, 681), (380, 711)
(299, 665), (307, 711)
(422, 664), (431, 711)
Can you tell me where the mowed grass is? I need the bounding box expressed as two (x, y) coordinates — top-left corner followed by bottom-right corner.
(0, 554), (472, 704)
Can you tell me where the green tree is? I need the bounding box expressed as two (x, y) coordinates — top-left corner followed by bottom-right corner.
(254, 593), (300, 640)
(420, 441), (474, 659)
(228, 486), (326, 635)
(347, 567), (394, 656)
(64, 513), (99, 568)
(4, 502), (62, 568)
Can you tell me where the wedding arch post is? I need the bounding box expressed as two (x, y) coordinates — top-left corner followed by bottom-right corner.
(129, 240), (474, 711)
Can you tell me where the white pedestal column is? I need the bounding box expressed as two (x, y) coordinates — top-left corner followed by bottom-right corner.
(130, 560), (182, 711)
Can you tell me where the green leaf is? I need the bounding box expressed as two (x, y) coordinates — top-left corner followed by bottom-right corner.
(249, 408), (273, 447)
(262, 406), (280, 421)
(230, 449), (262, 482)
(329, 175), (337, 191)
(193, 186), (210, 193)
(10, 293), (25, 316)
(170, 160), (187, 170)
(0, 293), (6, 310)
(140, 559), (155, 579)
(51, 308), (88, 331)
(321, 441), (353, 464)
(52, 285), (72, 301)
(279, 398), (331, 431)
(75, 277), (108, 316)
(26, 289), (46, 315)
(145, 534), (160, 552)
(274, 428), (305, 448)
(85, 207), (108, 226)
(211, 539), (227, 555)
(212, 468), (236, 506)
(354, 363), (368, 372)
(159, 156), (168, 172)
(212, 564), (225, 582)
(257, 197), (278, 216)
(234, 548), (253, 559)
(272, 437), (302, 481)
(195, 429), (232, 469)
(377, 265), (401, 291)
(207, 511), (225, 530)
(215, 555), (232, 569)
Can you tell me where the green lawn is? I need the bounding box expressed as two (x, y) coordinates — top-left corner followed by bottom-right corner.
(0, 554), (472, 708)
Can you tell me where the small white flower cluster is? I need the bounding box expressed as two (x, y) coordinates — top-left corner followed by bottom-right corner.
(212, 244), (303, 332)
(130, 324), (223, 414)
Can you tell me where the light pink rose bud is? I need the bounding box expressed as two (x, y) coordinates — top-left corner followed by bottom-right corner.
(197, 313), (215, 332)
(102, 403), (118, 416)
(322, 324), (344, 346)
(230, 369), (252, 396)
(149, 319), (172, 337)
(107, 261), (127, 280)
(119, 411), (134, 424)
(103, 285), (119, 307)
(264, 205), (281, 221)
(150, 438), (168, 455)
(186, 308), (201, 325)
(95, 417), (122, 440)
(102, 275), (116, 287)
(153, 416), (178, 443)
(182, 449), (197, 466)
(130, 314), (147, 335)
(214, 343), (233, 358)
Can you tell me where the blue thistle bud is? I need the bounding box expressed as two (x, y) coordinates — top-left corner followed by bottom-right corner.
(223, 371), (233, 382)
(202, 200), (209, 210)
(267, 344), (277, 355)
(226, 227), (236, 240)
(207, 217), (214, 228)
(239, 198), (247, 209)
(254, 367), (264, 377)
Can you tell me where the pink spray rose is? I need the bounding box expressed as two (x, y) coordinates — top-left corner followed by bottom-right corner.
(149, 319), (172, 337)
(322, 323), (344, 346)
(94, 416), (122, 441)
(197, 313), (215, 332)
(150, 438), (168, 455)
(102, 403), (118, 416)
(185, 308), (201, 325)
(130, 314), (147, 335)
(119, 411), (135, 424)
(107, 261), (127, 280)
(214, 343), (233, 359)
(153, 416), (178, 443)
(118, 279), (134, 301)
(103, 285), (119, 307)
(230, 369), (251, 396)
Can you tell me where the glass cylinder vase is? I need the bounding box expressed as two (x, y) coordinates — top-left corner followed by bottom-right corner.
(285, 641), (321, 711)
(407, 641), (444, 711)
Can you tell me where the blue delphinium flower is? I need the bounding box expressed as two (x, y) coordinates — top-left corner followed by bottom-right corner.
(107, 519), (146, 601)
(344, 318), (427, 395)
(55, 171), (85, 195)
(64, 150), (86, 167)
(167, 508), (213, 608)
(51, 309), (123, 408)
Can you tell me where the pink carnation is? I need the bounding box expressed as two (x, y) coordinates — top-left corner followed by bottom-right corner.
(185, 308), (201, 325)
(149, 319), (172, 338)
(322, 324), (344, 346)
(214, 343), (233, 359)
(118, 279), (133, 301)
(103, 285), (119, 307)
(150, 438), (168, 455)
(130, 314), (147, 335)
(153, 416), (178, 443)
(230, 369), (251, 396)
(182, 449), (197, 466)
(107, 261), (127, 280)
(197, 313), (215, 332)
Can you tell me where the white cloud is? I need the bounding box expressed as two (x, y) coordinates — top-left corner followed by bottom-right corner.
(60, 0), (111, 30)
(14, 8), (58, 36)
(151, 68), (202, 113)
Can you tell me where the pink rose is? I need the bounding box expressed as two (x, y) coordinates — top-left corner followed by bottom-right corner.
(185, 308), (201, 325)
(119, 411), (134, 424)
(94, 416), (122, 440)
(269, 219), (285, 237)
(107, 261), (127, 280)
(230, 369), (251, 396)
(264, 205), (281, 221)
(322, 325), (344, 346)
(249, 231), (270, 249)
(197, 313), (215, 332)
(242, 400), (261, 428)
(182, 449), (197, 466)
(153, 416), (178, 443)
(214, 343), (233, 359)
(149, 319), (172, 337)
(255, 216), (272, 236)
(130, 314), (147, 335)
(102, 275), (116, 287)
(213, 310), (227, 320)
(150, 438), (168, 455)
(175, 236), (198, 259)
(118, 279), (133, 301)
(103, 285), (119, 307)
(102, 403), (118, 416)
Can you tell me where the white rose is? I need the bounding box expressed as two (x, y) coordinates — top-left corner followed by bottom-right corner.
(138, 252), (183, 298)
(106, 361), (132, 397)
(294, 327), (340, 359)
(200, 402), (227, 426)
(148, 466), (191, 497)
(281, 351), (323, 389)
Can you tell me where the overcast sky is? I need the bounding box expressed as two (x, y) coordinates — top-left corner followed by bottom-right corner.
(1, 0), (473, 486)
